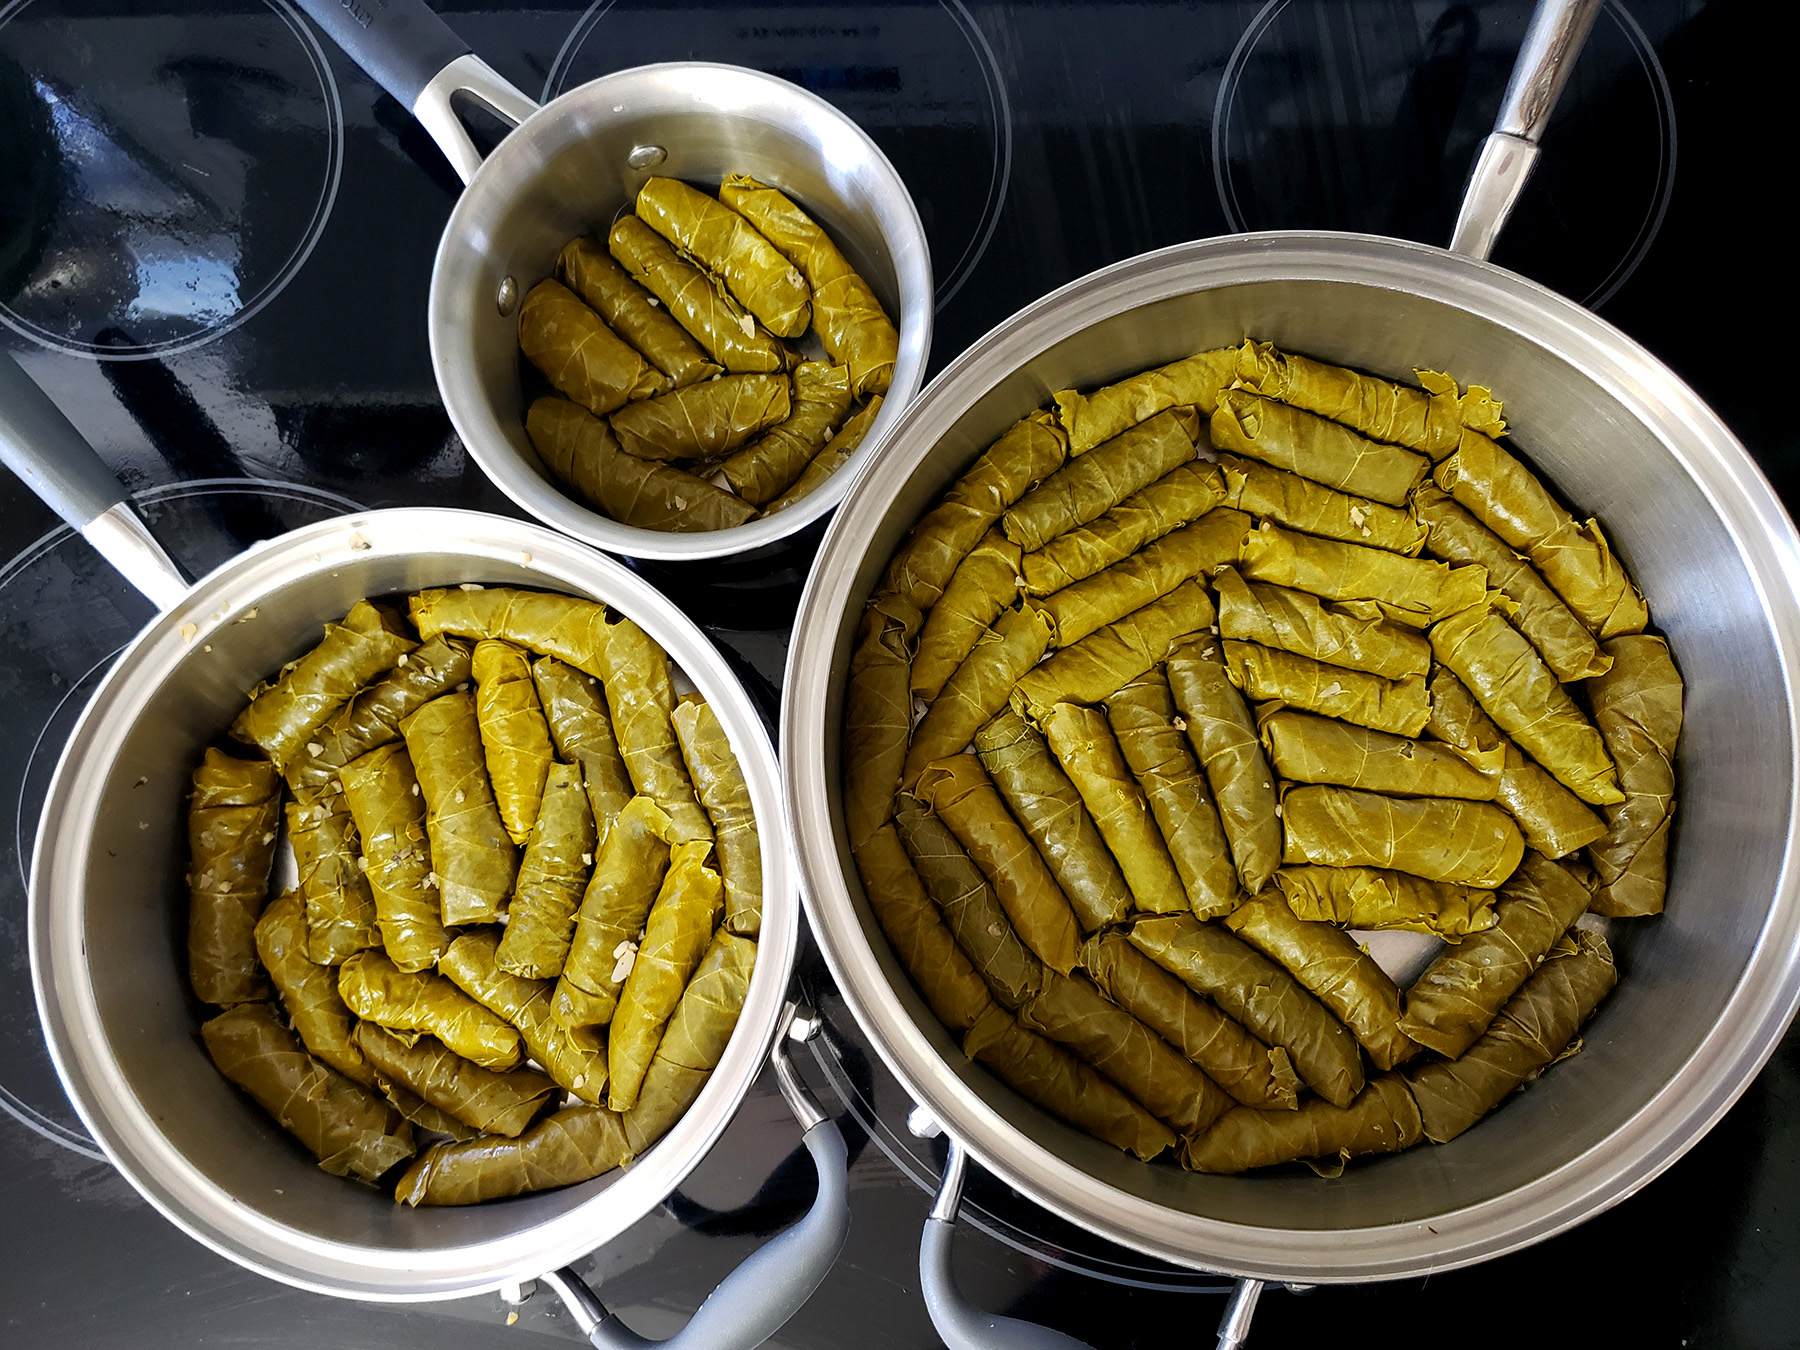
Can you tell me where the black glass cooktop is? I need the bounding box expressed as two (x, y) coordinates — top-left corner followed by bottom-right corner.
(2, 1), (1795, 1345)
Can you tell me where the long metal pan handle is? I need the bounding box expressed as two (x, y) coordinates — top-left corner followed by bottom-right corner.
(290, 0), (538, 186)
(0, 352), (188, 610)
(542, 1004), (852, 1350)
(1450, 0), (1606, 260)
(917, 1131), (1263, 1350)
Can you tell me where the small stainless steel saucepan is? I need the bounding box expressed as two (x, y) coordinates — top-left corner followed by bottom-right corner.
(783, 2), (1800, 1345)
(288, 0), (931, 561)
(0, 349), (847, 1345)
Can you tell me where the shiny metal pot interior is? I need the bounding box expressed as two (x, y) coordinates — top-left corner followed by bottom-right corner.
(424, 59), (933, 561)
(30, 508), (799, 1300)
(784, 232), (1800, 1283)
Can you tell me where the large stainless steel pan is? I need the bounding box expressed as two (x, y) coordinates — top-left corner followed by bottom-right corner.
(0, 350), (848, 1347)
(782, 0), (1800, 1340)
(290, 0), (932, 561)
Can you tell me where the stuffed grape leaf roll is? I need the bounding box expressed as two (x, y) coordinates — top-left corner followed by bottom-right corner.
(608, 373), (792, 463)
(635, 177), (810, 336)
(395, 1104), (632, 1207)
(882, 410), (1068, 614)
(853, 824), (997, 1034)
(339, 949), (523, 1070)
(1586, 634), (1683, 917)
(1217, 454), (1426, 555)
(1271, 866), (1497, 938)
(517, 278), (668, 417)
(471, 639), (555, 848)
(1211, 389), (1428, 508)
(1017, 470), (1235, 598)
(1434, 429), (1648, 638)
(973, 709), (1133, 931)
(672, 693), (761, 936)
(557, 236), (721, 388)
(355, 1023), (557, 1139)
(1035, 513), (1249, 648)
(895, 795), (1046, 1012)
(910, 529), (1021, 704)
(608, 214), (789, 373)
(1279, 785), (1523, 888)
(496, 762), (596, 979)
(1398, 851), (1592, 1058)
(1238, 522), (1486, 630)
(1424, 668), (1606, 859)
(203, 1003), (414, 1183)
(1259, 708), (1498, 800)
(339, 742), (452, 973)
(1104, 670), (1240, 920)
(607, 840), (723, 1112)
(721, 361), (854, 506)
(399, 692), (518, 924)
(526, 397), (757, 532)
(409, 586), (611, 682)
(843, 592), (919, 851)
(720, 174), (899, 397)
(1002, 408), (1200, 552)
(230, 600), (416, 772)
(1182, 1074), (1422, 1174)
(1052, 348), (1238, 455)
(284, 634), (472, 794)
(1223, 894), (1419, 1071)
(556, 796), (676, 1031)
(1079, 930), (1298, 1110)
(1407, 928), (1616, 1142)
(1213, 567), (1431, 681)
(1413, 485), (1610, 682)
(532, 656), (635, 841)
(187, 748), (281, 1006)
(1165, 635), (1282, 895)
(592, 617), (712, 845)
(1428, 600), (1623, 807)
(1127, 914), (1365, 1107)
(622, 928), (756, 1154)
(906, 604), (1054, 785)
(762, 394), (883, 514)
(1018, 972), (1234, 1134)
(1041, 703), (1188, 915)
(962, 1005), (1176, 1161)
(285, 787), (379, 964)
(254, 890), (376, 1089)
(916, 754), (1082, 974)
(439, 931), (610, 1103)
(1010, 580), (1215, 721)
(1223, 640), (1430, 737)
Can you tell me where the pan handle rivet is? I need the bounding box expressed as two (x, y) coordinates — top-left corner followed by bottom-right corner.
(496, 276), (519, 316)
(628, 144), (667, 170)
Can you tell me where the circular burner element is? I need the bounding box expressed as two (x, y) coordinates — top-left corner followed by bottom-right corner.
(802, 973), (1236, 1292)
(1212, 0), (1675, 309)
(543, 0), (1011, 314)
(0, 0), (342, 360)
(0, 479), (359, 1157)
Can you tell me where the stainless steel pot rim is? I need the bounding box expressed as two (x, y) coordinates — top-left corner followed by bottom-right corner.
(31, 507), (799, 1299)
(430, 60), (934, 562)
(783, 229), (1800, 1283)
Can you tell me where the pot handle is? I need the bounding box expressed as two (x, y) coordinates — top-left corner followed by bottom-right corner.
(289, 0), (538, 186)
(542, 1003), (852, 1350)
(0, 353), (189, 610)
(917, 1132), (1264, 1350)
(1449, 0), (1606, 260)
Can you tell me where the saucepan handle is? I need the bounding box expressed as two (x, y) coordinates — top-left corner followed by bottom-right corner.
(0, 353), (189, 610)
(290, 0), (539, 186)
(917, 1131), (1264, 1350)
(1450, 0), (1606, 260)
(542, 1003), (852, 1350)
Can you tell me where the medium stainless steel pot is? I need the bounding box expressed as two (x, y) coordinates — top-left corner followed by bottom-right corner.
(782, 0), (1800, 1339)
(0, 351), (847, 1347)
(291, 0), (931, 561)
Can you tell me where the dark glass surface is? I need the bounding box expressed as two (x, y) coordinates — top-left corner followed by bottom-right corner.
(1, 0), (1796, 1344)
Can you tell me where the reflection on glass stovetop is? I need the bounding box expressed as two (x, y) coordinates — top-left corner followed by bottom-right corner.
(2, 0), (1798, 1346)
